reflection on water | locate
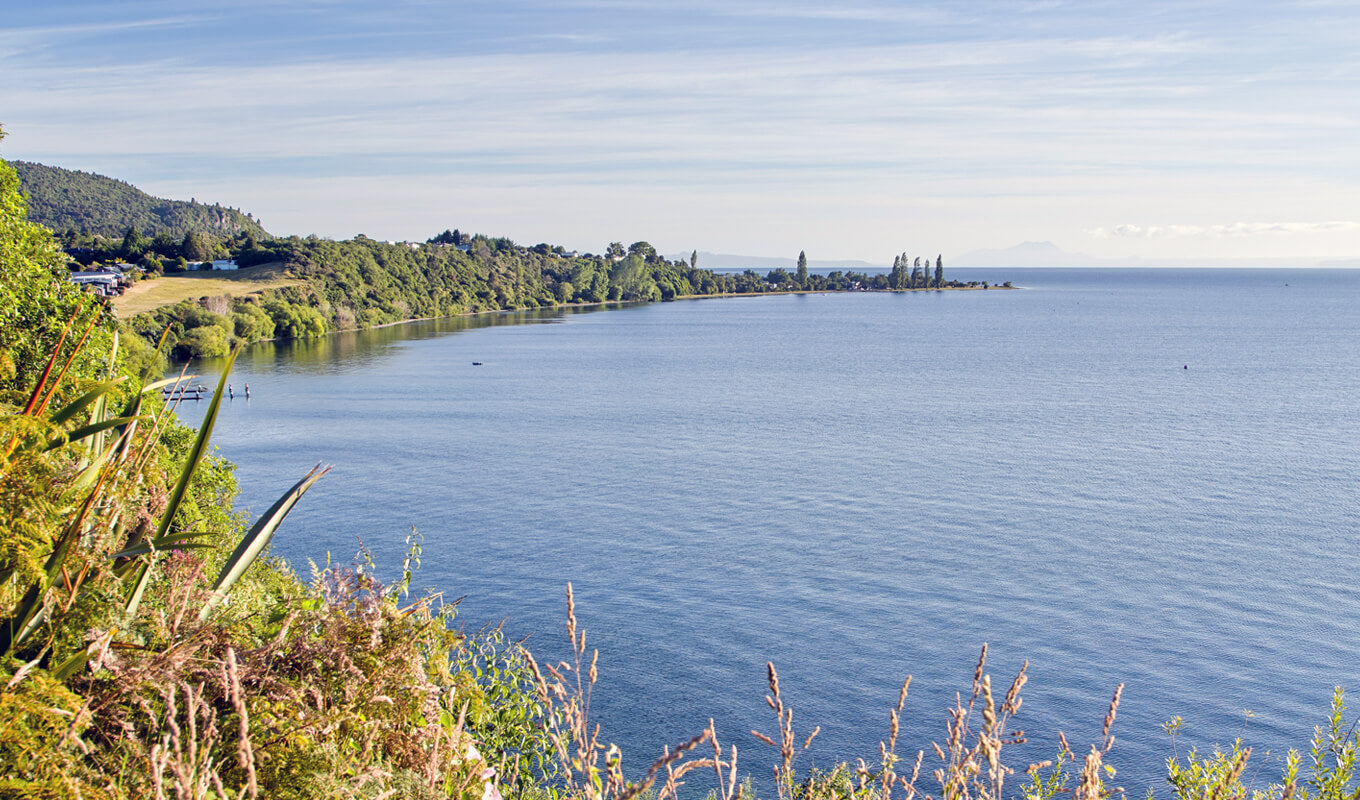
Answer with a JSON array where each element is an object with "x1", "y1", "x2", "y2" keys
[{"x1": 182, "y1": 303, "x2": 629, "y2": 375}]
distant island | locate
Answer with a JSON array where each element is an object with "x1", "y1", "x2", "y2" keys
[{"x1": 15, "y1": 161, "x2": 1011, "y2": 362}]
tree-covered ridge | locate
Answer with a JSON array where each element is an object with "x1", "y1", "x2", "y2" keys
[
  {"x1": 130, "y1": 232, "x2": 1003, "y2": 360},
  {"x1": 12, "y1": 161, "x2": 267, "y2": 241},
  {"x1": 130, "y1": 236, "x2": 756, "y2": 358}
]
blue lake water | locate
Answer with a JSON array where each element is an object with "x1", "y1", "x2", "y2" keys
[{"x1": 175, "y1": 268, "x2": 1360, "y2": 794}]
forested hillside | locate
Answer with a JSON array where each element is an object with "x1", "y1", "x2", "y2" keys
[
  {"x1": 129, "y1": 236, "x2": 766, "y2": 359},
  {"x1": 12, "y1": 161, "x2": 267, "y2": 240},
  {"x1": 13, "y1": 161, "x2": 983, "y2": 361},
  {"x1": 129, "y1": 234, "x2": 996, "y2": 360}
]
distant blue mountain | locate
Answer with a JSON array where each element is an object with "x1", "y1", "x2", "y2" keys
[{"x1": 952, "y1": 241, "x2": 1102, "y2": 267}]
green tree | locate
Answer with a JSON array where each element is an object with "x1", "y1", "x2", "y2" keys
[
  {"x1": 609, "y1": 254, "x2": 657, "y2": 300},
  {"x1": 120, "y1": 225, "x2": 147, "y2": 259},
  {"x1": 796, "y1": 251, "x2": 809, "y2": 289},
  {"x1": 232, "y1": 301, "x2": 277, "y2": 341},
  {"x1": 150, "y1": 229, "x2": 177, "y2": 256},
  {"x1": 605, "y1": 241, "x2": 625, "y2": 259},
  {"x1": 181, "y1": 229, "x2": 209, "y2": 261},
  {"x1": 934, "y1": 255, "x2": 943, "y2": 288},
  {"x1": 0, "y1": 128, "x2": 111, "y2": 397},
  {"x1": 591, "y1": 269, "x2": 610, "y2": 302},
  {"x1": 627, "y1": 241, "x2": 656, "y2": 261},
  {"x1": 690, "y1": 249, "x2": 697, "y2": 270}
]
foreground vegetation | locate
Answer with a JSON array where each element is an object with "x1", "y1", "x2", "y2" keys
[{"x1": 5, "y1": 136, "x2": 1358, "y2": 800}]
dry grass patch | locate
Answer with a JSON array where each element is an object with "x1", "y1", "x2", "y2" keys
[{"x1": 112, "y1": 261, "x2": 300, "y2": 317}]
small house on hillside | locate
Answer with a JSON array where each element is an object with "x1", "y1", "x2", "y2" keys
[{"x1": 190, "y1": 259, "x2": 238, "y2": 271}]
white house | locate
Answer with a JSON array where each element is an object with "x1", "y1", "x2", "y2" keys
[{"x1": 69, "y1": 272, "x2": 122, "y2": 296}]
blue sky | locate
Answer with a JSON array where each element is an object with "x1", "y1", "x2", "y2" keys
[{"x1": 2, "y1": 0, "x2": 1358, "y2": 263}]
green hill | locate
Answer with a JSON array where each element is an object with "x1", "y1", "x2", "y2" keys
[{"x1": 11, "y1": 160, "x2": 268, "y2": 239}]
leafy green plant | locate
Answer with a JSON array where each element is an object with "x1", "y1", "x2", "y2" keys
[
  {"x1": 1300, "y1": 689, "x2": 1360, "y2": 800},
  {"x1": 454, "y1": 623, "x2": 559, "y2": 798},
  {"x1": 1166, "y1": 739, "x2": 1257, "y2": 800},
  {"x1": 1163, "y1": 689, "x2": 1360, "y2": 800}
]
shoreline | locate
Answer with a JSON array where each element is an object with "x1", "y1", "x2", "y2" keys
[
  {"x1": 303, "y1": 283, "x2": 1013, "y2": 336},
  {"x1": 177, "y1": 282, "x2": 1017, "y2": 358}
]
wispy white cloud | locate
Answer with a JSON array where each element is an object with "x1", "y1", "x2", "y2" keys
[
  {"x1": 3, "y1": 0, "x2": 1358, "y2": 259},
  {"x1": 551, "y1": 0, "x2": 953, "y2": 24},
  {"x1": 0, "y1": 15, "x2": 207, "y2": 60},
  {"x1": 0, "y1": 15, "x2": 207, "y2": 41}
]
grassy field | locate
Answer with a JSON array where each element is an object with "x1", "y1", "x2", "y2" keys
[{"x1": 112, "y1": 261, "x2": 300, "y2": 317}]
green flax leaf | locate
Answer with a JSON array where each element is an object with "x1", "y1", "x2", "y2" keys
[{"x1": 199, "y1": 464, "x2": 328, "y2": 621}]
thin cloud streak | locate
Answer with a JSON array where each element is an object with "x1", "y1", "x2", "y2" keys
[{"x1": 1094, "y1": 222, "x2": 1360, "y2": 238}]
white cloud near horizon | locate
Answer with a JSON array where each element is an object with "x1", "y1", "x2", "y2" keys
[{"x1": 1093, "y1": 222, "x2": 1360, "y2": 238}]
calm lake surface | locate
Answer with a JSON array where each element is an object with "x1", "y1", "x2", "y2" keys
[{"x1": 176, "y1": 268, "x2": 1360, "y2": 793}]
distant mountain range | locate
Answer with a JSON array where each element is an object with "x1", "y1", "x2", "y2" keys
[
  {"x1": 12, "y1": 161, "x2": 267, "y2": 239},
  {"x1": 952, "y1": 241, "x2": 1100, "y2": 267}
]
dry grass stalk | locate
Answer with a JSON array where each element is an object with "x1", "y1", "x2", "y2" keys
[
  {"x1": 524, "y1": 583, "x2": 712, "y2": 800},
  {"x1": 143, "y1": 681, "x2": 225, "y2": 800},
  {"x1": 224, "y1": 647, "x2": 257, "y2": 800},
  {"x1": 744, "y1": 645, "x2": 1118, "y2": 800},
  {"x1": 1073, "y1": 684, "x2": 1124, "y2": 800},
  {"x1": 753, "y1": 661, "x2": 821, "y2": 800},
  {"x1": 926, "y1": 645, "x2": 1031, "y2": 800}
]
